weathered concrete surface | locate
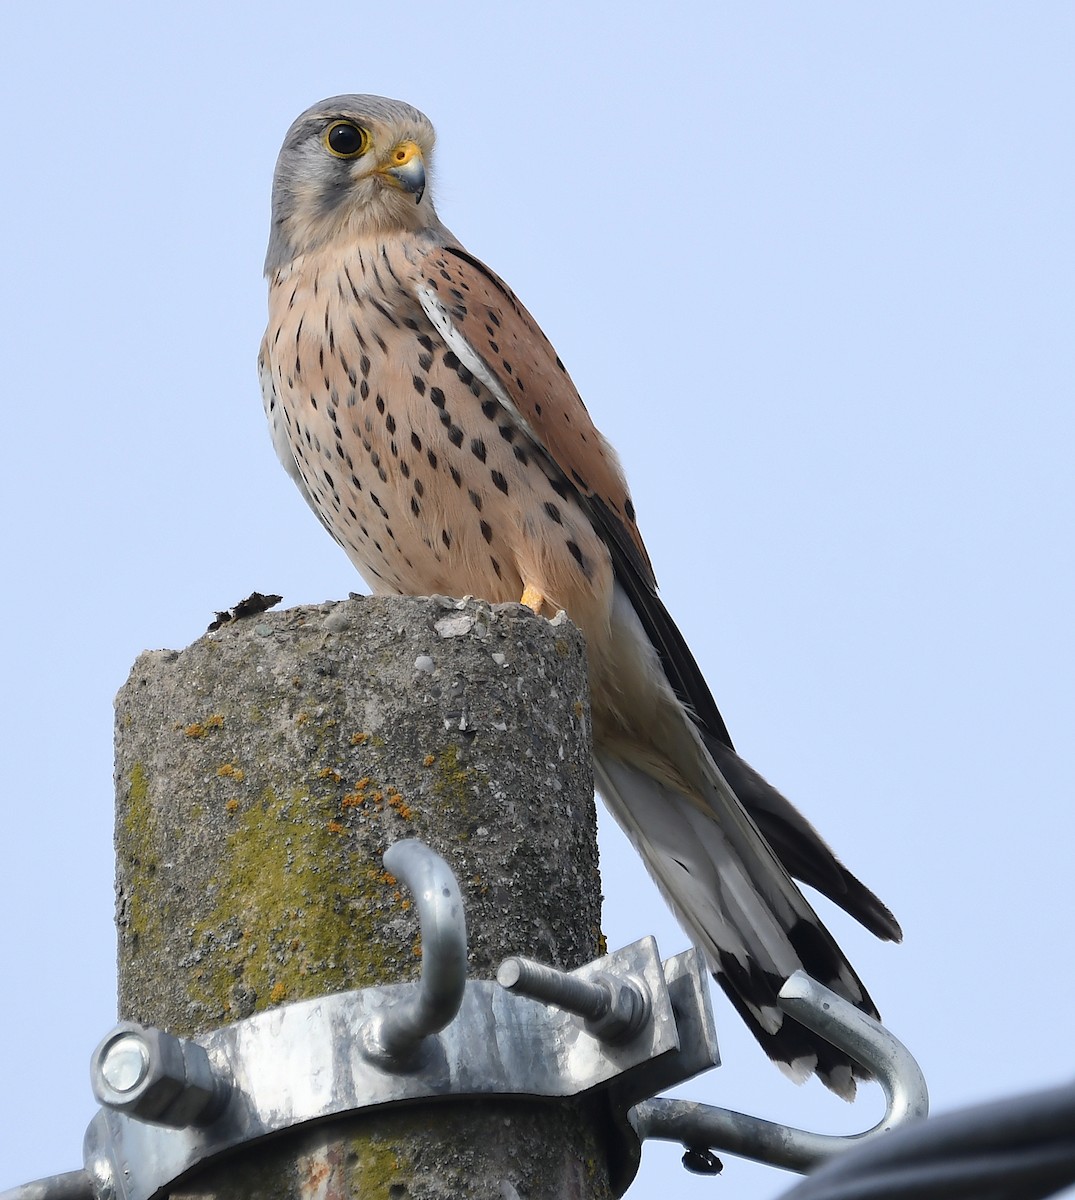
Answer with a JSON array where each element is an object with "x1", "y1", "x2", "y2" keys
[{"x1": 114, "y1": 595, "x2": 614, "y2": 1199}]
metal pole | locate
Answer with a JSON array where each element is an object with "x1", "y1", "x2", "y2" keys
[{"x1": 113, "y1": 595, "x2": 613, "y2": 1200}]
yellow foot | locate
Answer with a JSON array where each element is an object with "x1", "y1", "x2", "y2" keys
[{"x1": 520, "y1": 585, "x2": 545, "y2": 614}]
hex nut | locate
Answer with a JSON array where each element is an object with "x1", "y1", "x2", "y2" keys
[{"x1": 91, "y1": 1022, "x2": 225, "y2": 1127}]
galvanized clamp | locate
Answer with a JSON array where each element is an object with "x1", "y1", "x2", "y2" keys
[{"x1": 2, "y1": 839, "x2": 927, "y2": 1200}]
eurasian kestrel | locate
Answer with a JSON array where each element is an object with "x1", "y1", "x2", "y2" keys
[{"x1": 260, "y1": 95, "x2": 901, "y2": 1097}]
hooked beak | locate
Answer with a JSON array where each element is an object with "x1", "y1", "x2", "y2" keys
[{"x1": 379, "y1": 140, "x2": 426, "y2": 204}]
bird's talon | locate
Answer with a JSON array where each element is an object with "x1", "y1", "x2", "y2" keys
[{"x1": 520, "y1": 585, "x2": 545, "y2": 614}]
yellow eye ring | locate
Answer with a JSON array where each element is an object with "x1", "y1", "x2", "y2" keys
[{"x1": 324, "y1": 121, "x2": 370, "y2": 159}]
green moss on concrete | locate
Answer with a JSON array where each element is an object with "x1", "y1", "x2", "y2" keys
[
  {"x1": 189, "y1": 783, "x2": 402, "y2": 1020},
  {"x1": 120, "y1": 761, "x2": 163, "y2": 962}
]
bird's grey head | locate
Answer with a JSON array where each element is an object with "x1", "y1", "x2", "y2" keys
[{"x1": 265, "y1": 94, "x2": 438, "y2": 274}]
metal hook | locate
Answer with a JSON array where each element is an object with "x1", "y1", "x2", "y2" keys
[
  {"x1": 362, "y1": 839, "x2": 468, "y2": 1066},
  {"x1": 629, "y1": 970, "x2": 929, "y2": 1173}
]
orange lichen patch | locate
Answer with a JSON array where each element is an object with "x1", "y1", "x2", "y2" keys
[
  {"x1": 217, "y1": 763, "x2": 246, "y2": 782},
  {"x1": 422, "y1": 754, "x2": 436, "y2": 767},
  {"x1": 225, "y1": 798, "x2": 240, "y2": 813},
  {"x1": 291, "y1": 677, "x2": 302, "y2": 689},
  {"x1": 295, "y1": 712, "x2": 310, "y2": 726},
  {"x1": 350, "y1": 731, "x2": 370, "y2": 745},
  {"x1": 184, "y1": 714, "x2": 224, "y2": 738},
  {"x1": 388, "y1": 792, "x2": 413, "y2": 820},
  {"x1": 317, "y1": 768, "x2": 341, "y2": 782},
  {"x1": 573, "y1": 700, "x2": 585, "y2": 718},
  {"x1": 326, "y1": 820, "x2": 346, "y2": 835},
  {"x1": 269, "y1": 982, "x2": 287, "y2": 1004}
]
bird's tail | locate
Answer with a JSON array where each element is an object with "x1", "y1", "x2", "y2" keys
[{"x1": 594, "y1": 745, "x2": 893, "y2": 1099}]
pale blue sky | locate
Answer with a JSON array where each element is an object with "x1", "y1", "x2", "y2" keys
[{"x1": 2, "y1": 4, "x2": 1073, "y2": 1197}]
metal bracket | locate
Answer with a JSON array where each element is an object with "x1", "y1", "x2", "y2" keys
[
  {"x1": 2, "y1": 838, "x2": 928, "y2": 1200},
  {"x1": 630, "y1": 971, "x2": 930, "y2": 1174},
  {"x1": 76, "y1": 840, "x2": 717, "y2": 1200}
]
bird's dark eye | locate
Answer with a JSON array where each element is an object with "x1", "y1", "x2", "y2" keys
[{"x1": 324, "y1": 121, "x2": 370, "y2": 159}]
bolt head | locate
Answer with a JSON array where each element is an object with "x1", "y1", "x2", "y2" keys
[
  {"x1": 90, "y1": 1021, "x2": 225, "y2": 1126},
  {"x1": 99, "y1": 1032, "x2": 150, "y2": 1093}
]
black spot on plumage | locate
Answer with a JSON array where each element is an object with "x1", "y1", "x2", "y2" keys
[
  {"x1": 441, "y1": 529, "x2": 452, "y2": 549},
  {"x1": 450, "y1": 466, "x2": 462, "y2": 487},
  {"x1": 448, "y1": 425, "x2": 464, "y2": 448},
  {"x1": 364, "y1": 415, "x2": 373, "y2": 434},
  {"x1": 360, "y1": 355, "x2": 371, "y2": 377},
  {"x1": 411, "y1": 431, "x2": 422, "y2": 451},
  {"x1": 427, "y1": 450, "x2": 438, "y2": 470},
  {"x1": 414, "y1": 478, "x2": 424, "y2": 497},
  {"x1": 534, "y1": 403, "x2": 543, "y2": 416},
  {"x1": 400, "y1": 461, "x2": 410, "y2": 478},
  {"x1": 376, "y1": 395, "x2": 385, "y2": 414},
  {"x1": 480, "y1": 520, "x2": 493, "y2": 543},
  {"x1": 625, "y1": 497, "x2": 636, "y2": 522},
  {"x1": 410, "y1": 496, "x2": 421, "y2": 517},
  {"x1": 471, "y1": 438, "x2": 487, "y2": 462},
  {"x1": 417, "y1": 333, "x2": 433, "y2": 351},
  {"x1": 385, "y1": 413, "x2": 396, "y2": 434},
  {"x1": 360, "y1": 380, "x2": 369, "y2": 400},
  {"x1": 418, "y1": 353, "x2": 433, "y2": 371},
  {"x1": 489, "y1": 340, "x2": 500, "y2": 353},
  {"x1": 370, "y1": 296, "x2": 399, "y2": 327},
  {"x1": 389, "y1": 440, "x2": 398, "y2": 458},
  {"x1": 498, "y1": 423, "x2": 515, "y2": 443},
  {"x1": 513, "y1": 445, "x2": 529, "y2": 466},
  {"x1": 566, "y1": 540, "x2": 587, "y2": 571},
  {"x1": 370, "y1": 451, "x2": 380, "y2": 469},
  {"x1": 490, "y1": 556, "x2": 502, "y2": 579},
  {"x1": 544, "y1": 502, "x2": 563, "y2": 525},
  {"x1": 430, "y1": 386, "x2": 446, "y2": 409},
  {"x1": 350, "y1": 474, "x2": 363, "y2": 491},
  {"x1": 502, "y1": 360, "x2": 513, "y2": 376},
  {"x1": 413, "y1": 375, "x2": 426, "y2": 396},
  {"x1": 443, "y1": 350, "x2": 460, "y2": 370},
  {"x1": 323, "y1": 469, "x2": 334, "y2": 488},
  {"x1": 481, "y1": 399, "x2": 498, "y2": 420},
  {"x1": 468, "y1": 490, "x2": 483, "y2": 511},
  {"x1": 491, "y1": 471, "x2": 508, "y2": 495},
  {"x1": 487, "y1": 308, "x2": 501, "y2": 327}
]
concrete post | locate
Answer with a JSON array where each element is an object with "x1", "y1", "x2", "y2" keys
[{"x1": 113, "y1": 595, "x2": 614, "y2": 1199}]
